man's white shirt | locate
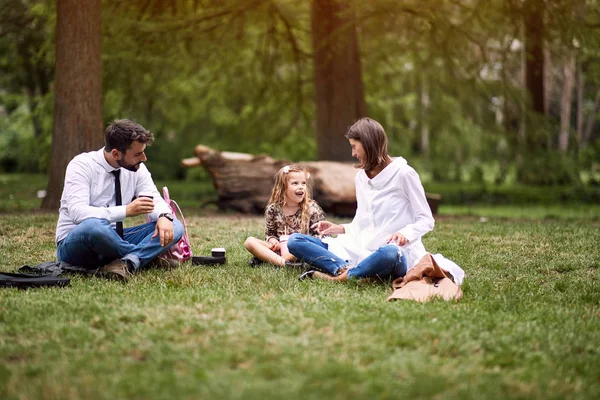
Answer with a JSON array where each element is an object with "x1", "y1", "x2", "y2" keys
[{"x1": 56, "y1": 148, "x2": 171, "y2": 243}]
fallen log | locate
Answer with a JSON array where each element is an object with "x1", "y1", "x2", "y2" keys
[{"x1": 181, "y1": 145, "x2": 441, "y2": 216}]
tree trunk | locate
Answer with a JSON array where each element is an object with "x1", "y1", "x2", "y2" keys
[
  {"x1": 418, "y1": 75, "x2": 430, "y2": 159},
  {"x1": 41, "y1": 0, "x2": 103, "y2": 210},
  {"x1": 576, "y1": 61, "x2": 584, "y2": 147},
  {"x1": 519, "y1": 22, "x2": 527, "y2": 147},
  {"x1": 523, "y1": 0, "x2": 545, "y2": 135},
  {"x1": 311, "y1": 0, "x2": 366, "y2": 161},
  {"x1": 583, "y1": 86, "x2": 600, "y2": 145},
  {"x1": 543, "y1": 46, "x2": 552, "y2": 115},
  {"x1": 559, "y1": 51, "x2": 575, "y2": 152}
]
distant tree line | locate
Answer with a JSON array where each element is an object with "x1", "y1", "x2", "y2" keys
[{"x1": 0, "y1": 0, "x2": 599, "y2": 209}]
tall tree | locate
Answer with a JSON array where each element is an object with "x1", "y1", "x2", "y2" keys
[
  {"x1": 523, "y1": 0, "x2": 545, "y2": 118},
  {"x1": 559, "y1": 50, "x2": 575, "y2": 152},
  {"x1": 311, "y1": 0, "x2": 366, "y2": 161},
  {"x1": 41, "y1": 0, "x2": 103, "y2": 210}
]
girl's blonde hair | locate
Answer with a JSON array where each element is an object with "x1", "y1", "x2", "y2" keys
[{"x1": 268, "y1": 164, "x2": 313, "y2": 234}]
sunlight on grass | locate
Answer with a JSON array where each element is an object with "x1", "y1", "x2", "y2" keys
[{"x1": 1, "y1": 212, "x2": 599, "y2": 399}]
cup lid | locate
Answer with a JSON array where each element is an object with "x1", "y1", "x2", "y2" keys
[{"x1": 211, "y1": 247, "x2": 226, "y2": 252}]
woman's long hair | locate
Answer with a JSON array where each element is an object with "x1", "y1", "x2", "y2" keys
[
  {"x1": 268, "y1": 164, "x2": 313, "y2": 234},
  {"x1": 345, "y1": 117, "x2": 391, "y2": 172}
]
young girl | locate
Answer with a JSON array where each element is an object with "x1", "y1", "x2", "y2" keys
[{"x1": 244, "y1": 164, "x2": 325, "y2": 267}]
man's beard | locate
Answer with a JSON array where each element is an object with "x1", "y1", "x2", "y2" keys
[{"x1": 117, "y1": 159, "x2": 142, "y2": 172}]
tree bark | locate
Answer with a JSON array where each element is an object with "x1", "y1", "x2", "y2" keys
[
  {"x1": 523, "y1": 0, "x2": 545, "y2": 119},
  {"x1": 559, "y1": 50, "x2": 575, "y2": 152},
  {"x1": 418, "y1": 75, "x2": 430, "y2": 159},
  {"x1": 576, "y1": 61, "x2": 584, "y2": 147},
  {"x1": 519, "y1": 22, "x2": 527, "y2": 146},
  {"x1": 543, "y1": 46, "x2": 552, "y2": 115},
  {"x1": 41, "y1": 0, "x2": 103, "y2": 210},
  {"x1": 583, "y1": 86, "x2": 600, "y2": 145},
  {"x1": 311, "y1": 0, "x2": 366, "y2": 161}
]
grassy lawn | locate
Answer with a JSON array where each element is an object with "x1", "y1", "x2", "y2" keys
[
  {"x1": 1, "y1": 209, "x2": 599, "y2": 399},
  {"x1": 439, "y1": 204, "x2": 600, "y2": 220},
  {"x1": 1, "y1": 173, "x2": 599, "y2": 399}
]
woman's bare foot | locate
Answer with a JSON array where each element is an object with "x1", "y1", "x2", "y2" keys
[{"x1": 313, "y1": 268, "x2": 349, "y2": 282}]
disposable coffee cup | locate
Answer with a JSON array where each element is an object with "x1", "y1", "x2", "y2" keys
[
  {"x1": 279, "y1": 235, "x2": 291, "y2": 258},
  {"x1": 211, "y1": 248, "x2": 226, "y2": 258},
  {"x1": 138, "y1": 193, "x2": 154, "y2": 214}
]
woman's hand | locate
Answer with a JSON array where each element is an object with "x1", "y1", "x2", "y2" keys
[
  {"x1": 386, "y1": 231, "x2": 408, "y2": 246},
  {"x1": 311, "y1": 220, "x2": 345, "y2": 235}
]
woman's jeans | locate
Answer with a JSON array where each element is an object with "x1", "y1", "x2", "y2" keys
[
  {"x1": 57, "y1": 218, "x2": 184, "y2": 270},
  {"x1": 287, "y1": 233, "x2": 407, "y2": 280}
]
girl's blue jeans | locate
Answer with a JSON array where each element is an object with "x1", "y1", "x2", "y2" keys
[
  {"x1": 57, "y1": 218, "x2": 184, "y2": 270},
  {"x1": 287, "y1": 233, "x2": 407, "y2": 280}
]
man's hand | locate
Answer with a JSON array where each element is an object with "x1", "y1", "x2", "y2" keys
[
  {"x1": 268, "y1": 238, "x2": 281, "y2": 252},
  {"x1": 386, "y1": 231, "x2": 408, "y2": 246},
  {"x1": 126, "y1": 197, "x2": 154, "y2": 217},
  {"x1": 311, "y1": 220, "x2": 345, "y2": 235},
  {"x1": 153, "y1": 217, "x2": 175, "y2": 247}
]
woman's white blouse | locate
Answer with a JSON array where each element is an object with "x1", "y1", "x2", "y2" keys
[{"x1": 324, "y1": 157, "x2": 434, "y2": 270}]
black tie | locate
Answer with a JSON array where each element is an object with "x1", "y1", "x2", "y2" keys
[{"x1": 111, "y1": 170, "x2": 124, "y2": 239}]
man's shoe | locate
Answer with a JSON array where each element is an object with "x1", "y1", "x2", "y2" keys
[
  {"x1": 97, "y1": 259, "x2": 131, "y2": 281},
  {"x1": 149, "y1": 256, "x2": 179, "y2": 269}
]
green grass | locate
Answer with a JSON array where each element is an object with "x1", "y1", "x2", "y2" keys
[
  {"x1": 1, "y1": 210, "x2": 599, "y2": 399},
  {"x1": 0, "y1": 174, "x2": 48, "y2": 212},
  {"x1": 440, "y1": 204, "x2": 600, "y2": 220}
]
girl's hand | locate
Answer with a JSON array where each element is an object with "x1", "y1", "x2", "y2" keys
[
  {"x1": 311, "y1": 220, "x2": 344, "y2": 235},
  {"x1": 386, "y1": 231, "x2": 408, "y2": 246},
  {"x1": 268, "y1": 238, "x2": 280, "y2": 251}
]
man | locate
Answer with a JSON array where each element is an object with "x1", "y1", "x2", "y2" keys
[{"x1": 55, "y1": 119, "x2": 184, "y2": 281}]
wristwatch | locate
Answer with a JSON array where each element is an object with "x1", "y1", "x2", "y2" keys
[{"x1": 158, "y1": 212, "x2": 174, "y2": 222}]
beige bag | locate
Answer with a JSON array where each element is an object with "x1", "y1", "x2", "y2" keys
[{"x1": 387, "y1": 253, "x2": 463, "y2": 302}]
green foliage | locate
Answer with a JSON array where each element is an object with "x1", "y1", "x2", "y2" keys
[
  {"x1": 426, "y1": 181, "x2": 600, "y2": 206},
  {"x1": 516, "y1": 151, "x2": 581, "y2": 186},
  {"x1": 1, "y1": 211, "x2": 599, "y2": 399},
  {"x1": 1, "y1": 0, "x2": 600, "y2": 183},
  {"x1": 0, "y1": 90, "x2": 54, "y2": 173},
  {"x1": 99, "y1": 0, "x2": 316, "y2": 172}
]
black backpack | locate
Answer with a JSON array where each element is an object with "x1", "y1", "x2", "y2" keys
[{"x1": 0, "y1": 272, "x2": 70, "y2": 289}]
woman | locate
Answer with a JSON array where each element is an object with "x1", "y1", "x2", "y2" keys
[{"x1": 287, "y1": 117, "x2": 435, "y2": 282}]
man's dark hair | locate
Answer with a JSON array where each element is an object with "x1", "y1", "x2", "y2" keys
[
  {"x1": 344, "y1": 117, "x2": 390, "y2": 172},
  {"x1": 104, "y1": 119, "x2": 154, "y2": 154}
]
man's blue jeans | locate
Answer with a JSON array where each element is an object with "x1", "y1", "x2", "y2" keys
[
  {"x1": 287, "y1": 233, "x2": 407, "y2": 280},
  {"x1": 57, "y1": 218, "x2": 184, "y2": 271}
]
